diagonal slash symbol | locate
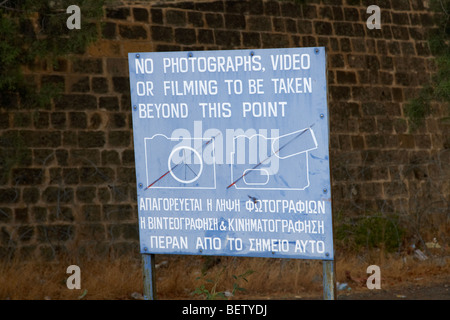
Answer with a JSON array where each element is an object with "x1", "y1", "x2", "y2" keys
[
  {"x1": 226, "y1": 123, "x2": 316, "y2": 189},
  {"x1": 145, "y1": 133, "x2": 221, "y2": 190}
]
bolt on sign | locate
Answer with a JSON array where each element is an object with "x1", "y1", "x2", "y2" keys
[{"x1": 128, "y1": 47, "x2": 333, "y2": 260}]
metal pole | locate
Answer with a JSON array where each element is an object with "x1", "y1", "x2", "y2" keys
[
  {"x1": 323, "y1": 259, "x2": 336, "y2": 300},
  {"x1": 142, "y1": 254, "x2": 157, "y2": 300}
]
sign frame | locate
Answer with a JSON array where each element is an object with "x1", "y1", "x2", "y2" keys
[{"x1": 128, "y1": 47, "x2": 336, "y2": 299}]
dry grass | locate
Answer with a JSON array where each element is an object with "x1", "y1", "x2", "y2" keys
[
  {"x1": 155, "y1": 255, "x2": 325, "y2": 299},
  {"x1": 1, "y1": 246, "x2": 448, "y2": 300},
  {"x1": 0, "y1": 252, "x2": 143, "y2": 300}
]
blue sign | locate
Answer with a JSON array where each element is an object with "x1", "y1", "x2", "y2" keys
[{"x1": 128, "y1": 47, "x2": 333, "y2": 260}]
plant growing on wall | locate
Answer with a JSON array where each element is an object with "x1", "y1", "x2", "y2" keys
[
  {"x1": 0, "y1": 0, "x2": 105, "y2": 108},
  {"x1": 405, "y1": 0, "x2": 450, "y2": 130}
]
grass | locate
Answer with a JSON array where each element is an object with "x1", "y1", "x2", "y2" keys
[
  {"x1": 0, "y1": 252, "x2": 143, "y2": 300},
  {"x1": 0, "y1": 246, "x2": 448, "y2": 300},
  {"x1": 334, "y1": 212, "x2": 406, "y2": 254}
]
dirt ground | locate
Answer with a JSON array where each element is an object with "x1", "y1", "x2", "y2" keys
[
  {"x1": 243, "y1": 278, "x2": 450, "y2": 300},
  {"x1": 241, "y1": 280, "x2": 450, "y2": 300},
  {"x1": 337, "y1": 276, "x2": 450, "y2": 300}
]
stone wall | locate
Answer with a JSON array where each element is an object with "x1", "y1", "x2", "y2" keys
[{"x1": 0, "y1": 0, "x2": 448, "y2": 260}]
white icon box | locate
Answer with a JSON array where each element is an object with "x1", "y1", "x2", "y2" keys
[
  {"x1": 230, "y1": 128, "x2": 318, "y2": 190},
  {"x1": 144, "y1": 135, "x2": 217, "y2": 189}
]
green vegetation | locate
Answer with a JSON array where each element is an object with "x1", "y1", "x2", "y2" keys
[
  {"x1": 405, "y1": 0, "x2": 450, "y2": 130},
  {"x1": 193, "y1": 266, "x2": 254, "y2": 300},
  {"x1": 334, "y1": 212, "x2": 406, "y2": 253},
  {"x1": 0, "y1": 0, "x2": 104, "y2": 108}
]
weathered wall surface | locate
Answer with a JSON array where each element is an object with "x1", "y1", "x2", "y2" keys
[{"x1": 0, "y1": 0, "x2": 448, "y2": 260}]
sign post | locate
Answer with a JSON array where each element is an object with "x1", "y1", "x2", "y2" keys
[
  {"x1": 142, "y1": 253, "x2": 157, "y2": 300},
  {"x1": 323, "y1": 260, "x2": 336, "y2": 300},
  {"x1": 129, "y1": 47, "x2": 335, "y2": 300}
]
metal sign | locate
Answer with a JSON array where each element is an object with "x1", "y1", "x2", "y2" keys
[{"x1": 128, "y1": 47, "x2": 333, "y2": 261}]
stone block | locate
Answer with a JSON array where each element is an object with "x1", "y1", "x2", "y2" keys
[
  {"x1": 103, "y1": 204, "x2": 133, "y2": 221},
  {"x1": 214, "y1": 30, "x2": 241, "y2": 47},
  {"x1": 102, "y1": 150, "x2": 121, "y2": 165},
  {"x1": 92, "y1": 77, "x2": 109, "y2": 94},
  {"x1": 336, "y1": 71, "x2": 357, "y2": 84},
  {"x1": 78, "y1": 131, "x2": 106, "y2": 148},
  {"x1": 63, "y1": 168, "x2": 80, "y2": 185},
  {"x1": 247, "y1": 16, "x2": 271, "y2": 31},
  {"x1": 108, "y1": 131, "x2": 130, "y2": 147},
  {"x1": 106, "y1": 7, "x2": 130, "y2": 20},
  {"x1": 20, "y1": 130, "x2": 61, "y2": 148},
  {"x1": 107, "y1": 58, "x2": 129, "y2": 76},
  {"x1": 50, "y1": 112, "x2": 66, "y2": 129},
  {"x1": 55, "y1": 94, "x2": 97, "y2": 111},
  {"x1": 112, "y1": 77, "x2": 130, "y2": 93},
  {"x1": 72, "y1": 58, "x2": 103, "y2": 74},
  {"x1": 76, "y1": 186, "x2": 97, "y2": 203},
  {"x1": 261, "y1": 33, "x2": 289, "y2": 48},
  {"x1": 205, "y1": 13, "x2": 224, "y2": 29},
  {"x1": 119, "y1": 25, "x2": 147, "y2": 40},
  {"x1": 12, "y1": 168, "x2": 43, "y2": 186},
  {"x1": 99, "y1": 96, "x2": 120, "y2": 111},
  {"x1": 151, "y1": 26, "x2": 173, "y2": 42},
  {"x1": 198, "y1": 29, "x2": 214, "y2": 45},
  {"x1": 175, "y1": 28, "x2": 197, "y2": 45},
  {"x1": 166, "y1": 9, "x2": 187, "y2": 26},
  {"x1": 42, "y1": 187, "x2": 74, "y2": 203},
  {"x1": 22, "y1": 187, "x2": 39, "y2": 204},
  {"x1": 314, "y1": 21, "x2": 333, "y2": 35},
  {"x1": 133, "y1": 7, "x2": 148, "y2": 22},
  {"x1": 242, "y1": 32, "x2": 261, "y2": 48},
  {"x1": 225, "y1": 13, "x2": 246, "y2": 30},
  {"x1": 37, "y1": 225, "x2": 74, "y2": 242},
  {"x1": 195, "y1": 1, "x2": 224, "y2": 12},
  {"x1": 69, "y1": 112, "x2": 87, "y2": 129}
]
